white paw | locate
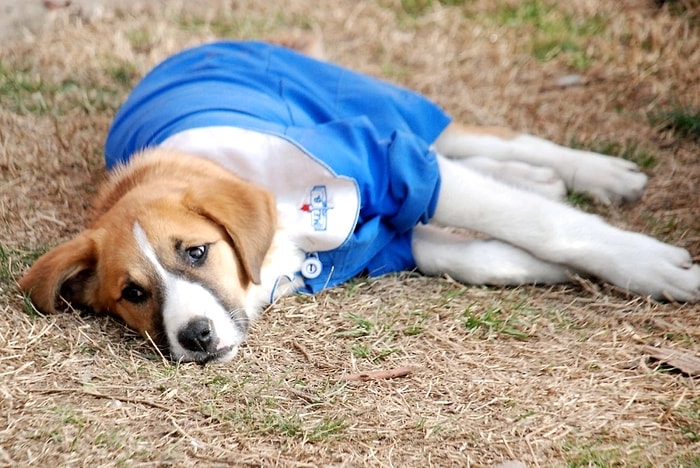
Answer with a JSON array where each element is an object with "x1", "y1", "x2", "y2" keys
[
  {"x1": 512, "y1": 136, "x2": 648, "y2": 205},
  {"x1": 565, "y1": 149, "x2": 648, "y2": 205},
  {"x1": 603, "y1": 235, "x2": 700, "y2": 302}
]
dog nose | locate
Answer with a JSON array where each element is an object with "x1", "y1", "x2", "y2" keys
[{"x1": 178, "y1": 317, "x2": 216, "y2": 352}]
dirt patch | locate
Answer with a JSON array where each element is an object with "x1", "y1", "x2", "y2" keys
[{"x1": 1, "y1": 1, "x2": 699, "y2": 466}]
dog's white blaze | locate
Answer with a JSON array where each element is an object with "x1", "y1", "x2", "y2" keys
[{"x1": 132, "y1": 223, "x2": 243, "y2": 361}]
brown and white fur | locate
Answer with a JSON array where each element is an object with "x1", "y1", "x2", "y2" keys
[{"x1": 19, "y1": 40, "x2": 700, "y2": 364}]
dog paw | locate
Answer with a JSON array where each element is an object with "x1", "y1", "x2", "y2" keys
[
  {"x1": 606, "y1": 237, "x2": 700, "y2": 302},
  {"x1": 509, "y1": 136, "x2": 648, "y2": 205},
  {"x1": 565, "y1": 150, "x2": 648, "y2": 205}
]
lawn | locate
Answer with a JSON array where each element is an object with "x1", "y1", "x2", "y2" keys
[{"x1": 1, "y1": 1, "x2": 699, "y2": 465}]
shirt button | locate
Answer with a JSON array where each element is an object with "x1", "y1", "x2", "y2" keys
[{"x1": 301, "y1": 256, "x2": 322, "y2": 279}]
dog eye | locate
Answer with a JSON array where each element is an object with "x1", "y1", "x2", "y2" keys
[
  {"x1": 121, "y1": 283, "x2": 148, "y2": 304},
  {"x1": 186, "y1": 245, "x2": 208, "y2": 265}
]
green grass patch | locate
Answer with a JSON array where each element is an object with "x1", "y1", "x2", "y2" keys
[
  {"x1": 1, "y1": 244, "x2": 53, "y2": 316},
  {"x1": 566, "y1": 191, "x2": 597, "y2": 210},
  {"x1": 380, "y1": 61, "x2": 411, "y2": 82},
  {"x1": 21, "y1": 293, "x2": 40, "y2": 318},
  {"x1": 52, "y1": 405, "x2": 88, "y2": 427},
  {"x1": 0, "y1": 59, "x2": 126, "y2": 115},
  {"x1": 350, "y1": 342, "x2": 397, "y2": 363},
  {"x1": 94, "y1": 430, "x2": 133, "y2": 450},
  {"x1": 659, "y1": 0, "x2": 700, "y2": 25},
  {"x1": 264, "y1": 413, "x2": 347, "y2": 441},
  {"x1": 177, "y1": 10, "x2": 313, "y2": 39},
  {"x1": 339, "y1": 310, "x2": 399, "y2": 362},
  {"x1": 338, "y1": 312, "x2": 375, "y2": 338},
  {"x1": 403, "y1": 310, "x2": 428, "y2": 336},
  {"x1": 350, "y1": 343, "x2": 372, "y2": 359},
  {"x1": 307, "y1": 416, "x2": 347, "y2": 441},
  {"x1": 562, "y1": 440, "x2": 626, "y2": 467},
  {"x1": 674, "y1": 396, "x2": 700, "y2": 444},
  {"x1": 460, "y1": 303, "x2": 530, "y2": 340},
  {"x1": 403, "y1": 325, "x2": 424, "y2": 335},
  {"x1": 397, "y1": 0, "x2": 468, "y2": 18},
  {"x1": 262, "y1": 412, "x2": 305, "y2": 437},
  {"x1": 126, "y1": 28, "x2": 156, "y2": 53},
  {"x1": 0, "y1": 61, "x2": 54, "y2": 114},
  {"x1": 0, "y1": 244, "x2": 46, "y2": 282},
  {"x1": 485, "y1": 1, "x2": 607, "y2": 69},
  {"x1": 107, "y1": 61, "x2": 140, "y2": 89},
  {"x1": 640, "y1": 212, "x2": 685, "y2": 243},
  {"x1": 202, "y1": 398, "x2": 346, "y2": 441},
  {"x1": 649, "y1": 103, "x2": 700, "y2": 141}
]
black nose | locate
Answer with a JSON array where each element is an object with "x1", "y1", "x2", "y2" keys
[{"x1": 178, "y1": 318, "x2": 216, "y2": 352}]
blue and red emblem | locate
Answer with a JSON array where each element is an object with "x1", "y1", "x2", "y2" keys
[{"x1": 300, "y1": 185, "x2": 332, "y2": 231}]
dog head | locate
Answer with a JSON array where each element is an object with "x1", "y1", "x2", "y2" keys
[{"x1": 19, "y1": 150, "x2": 278, "y2": 364}]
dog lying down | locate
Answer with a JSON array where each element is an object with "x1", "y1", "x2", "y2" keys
[{"x1": 20, "y1": 39, "x2": 700, "y2": 364}]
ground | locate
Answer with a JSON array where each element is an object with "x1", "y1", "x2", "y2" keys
[{"x1": 0, "y1": 1, "x2": 699, "y2": 466}]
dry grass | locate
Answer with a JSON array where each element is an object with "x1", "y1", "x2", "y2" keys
[{"x1": 1, "y1": 0, "x2": 699, "y2": 466}]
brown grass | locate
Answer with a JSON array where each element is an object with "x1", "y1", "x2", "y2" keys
[{"x1": 1, "y1": 0, "x2": 699, "y2": 466}]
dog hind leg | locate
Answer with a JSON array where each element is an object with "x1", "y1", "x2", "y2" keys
[
  {"x1": 412, "y1": 224, "x2": 573, "y2": 285},
  {"x1": 424, "y1": 155, "x2": 700, "y2": 302}
]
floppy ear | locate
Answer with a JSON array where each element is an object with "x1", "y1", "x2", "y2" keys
[
  {"x1": 18, "y1": 230, "x2": 100, "y2": 314},
  {"x1": 183, "y1": 178, "x2": 277, "y2": 285}
]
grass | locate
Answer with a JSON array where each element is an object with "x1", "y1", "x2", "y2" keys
[
  {"x1": 565, "y1": 191, "x2": 597, "y2": 211},
  {"x1": 398, "y1": 0, "x2": 469, "y2": 18},
  {"x1": 649, "y1": 104, "x2": 700, "y2": 141},
  {"x1": 199, "y1": 379, "x2": 348, "y2": 441},
  {"x1": 572, "y1": 138, "x2": 657, "y2": 170},
  {"x1": 0, "y1": 58, "x2": 126, "y2": 115},
  {"x1": 177, "y1": 9, "x2": 314, "y2": 38},
  {"x1": 660, "y1": 0, "x2": 700, "y2": 24},
  {"x1": 1, "y1": 0, "x2": 699, "y2": 466},
  {"x1": 461, "y1": 303, "x2": 530, "y2": 340},
  {"x1": 340, "y1": 310, "x2": 402, "y2": 362},
  {"x1": 403, "y1": 309, "x2": 428, "y2": 336},
  {"x1": 480, "y1": 0, "x2": 607, "y2": 69},
  {"x1": 350, "y1": 342, "x2": 397, "y2": 362},
  {"x1": 346, "y1": 312, "x2": 374, "y2": 336},
  {"x1": 0, "y1": 61, "x2": 53, "y2": 114},
  {"x1": 0, "y1": 244, "x2": 45, "y2": 283},
  {"x1": 640, "y1": 212, "x2": 685, "y2": 242},
  {"x1": 676, "y1": 397, "x2": 700, "y2": 444},
  {"x1": 562, "y1": 440, "x2": 636, "y2": 467},
  {"x1": 0, "y1": 63, "x2": 123, "y2": 116}
]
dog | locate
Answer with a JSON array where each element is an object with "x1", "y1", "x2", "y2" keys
[{"x1": 19, "y1": 40, "x2": 700, "y2": 364}]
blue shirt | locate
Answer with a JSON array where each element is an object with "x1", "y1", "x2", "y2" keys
[{"x1": 105, "y1": 41, "x2": 451, "y2": 293}]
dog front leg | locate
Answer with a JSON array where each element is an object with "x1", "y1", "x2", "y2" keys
[
  {"x1": 434, "y1": 122, "x2": 647, "y2": 205},
  {"x1": 428, "y1": 156, "x2": 700, "y2": 302}
]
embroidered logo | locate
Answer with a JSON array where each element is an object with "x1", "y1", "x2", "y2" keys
[{"x1": 300, "y1": 185, "x2": 332, "y2": 231}]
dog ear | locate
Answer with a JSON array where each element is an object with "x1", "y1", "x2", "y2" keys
[
  {"x1": 183, "y1": 178, "x2": 277, "y2": 285},
  {"x1": 18, "y1": 230, "x2": 100, "y2": 314}
]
